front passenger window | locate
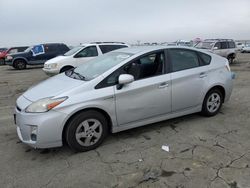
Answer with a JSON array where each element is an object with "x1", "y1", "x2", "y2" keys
[
  {"x1": 125, "y1": 52, "x2": 164, "y2": 80},
  {"x1": 106, "y1": 51, "x2": 164, "y2": 85},
  {"x1": 75, "y1": 46, "x2": 98, "y2": 58},
  {"x1": 169, "y1": 49, "x2": 199, "y2": 72}
]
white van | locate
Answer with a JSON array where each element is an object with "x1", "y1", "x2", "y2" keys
[{"x1": 43, "y1": 42, "x2": 129, "y2": 75}]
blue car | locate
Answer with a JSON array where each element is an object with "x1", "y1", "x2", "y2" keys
[{"x1": 5, "y1": 43, "x2": 69, "y2": 70}]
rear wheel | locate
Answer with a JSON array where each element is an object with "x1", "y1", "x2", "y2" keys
[
  {"x1": 14, "y1": 59, "x2": 26, "y2": 70},
  {"x1": 201, "y1": 89, "x2": 223, "y2": 117},
  {"x1": 65, "y1": 110, "x2": 108, "y2": 152},
  {"x1": 227, "y1": 54, "x2": 234, "y2": 64}
]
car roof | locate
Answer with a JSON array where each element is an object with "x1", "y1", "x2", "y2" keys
[
  {"x1": 114, "y1": 45, "x2": 202, "y2": 55},
  {"x1": 80, "y1": 43, "x2": 129, "y2": 47}
]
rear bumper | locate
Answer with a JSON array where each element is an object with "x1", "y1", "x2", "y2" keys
[{"x1": 224, "y1": 72, "x2": 235, "y2": 102}]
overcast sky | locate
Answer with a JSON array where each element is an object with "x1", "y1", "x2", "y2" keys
[{"x1": 0, "y1": 0, "x2": 250, "y2": 47}]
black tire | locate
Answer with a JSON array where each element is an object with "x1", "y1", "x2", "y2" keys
[
  {"x1": 227, "y1": 55, "x2": 234, "y2": 64},
  {"x1": 65, "y1": 110, "x2": 108, "y2": 152},
  {"x1": 0, "y1": 59, "x2": 5, "y2": 65},
  {"x1": 14, "y1": 59, "x2": 26, "y2": 70},
  {"x1": 60, "y1": 66, "x2": 73, "y2": 73},
  {"x1": 201, "y1": 89, "x2": 223, "y2": 117}
]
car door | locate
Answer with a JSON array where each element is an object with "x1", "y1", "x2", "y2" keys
[
  {"x1": 29, "y1": 44, "x2": 47, "y2": 64},
  {"x1": 114, "y1": 51, "x2": 172, "y2": 125},
  {"x1": 74, "y1": 45, "x2": 98, "y2": 67},
  {"x1": 214, "y1": 42, "x2": 228, "y2": 57},
  {"x1": 169, "y1": 49, "x2": 209, "y2": 112}
]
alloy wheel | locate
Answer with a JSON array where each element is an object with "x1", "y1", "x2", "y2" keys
[
  {"x1": 75, "y1": 119, "x2": 103, "y2": 147},
  {"x1": 206, "y1": 93, "x2": 221, "y2": 113}
]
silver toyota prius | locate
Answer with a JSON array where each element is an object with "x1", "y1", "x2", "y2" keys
[{"x1": 15, "y1": 46, "x2": 234, "y2": 152}]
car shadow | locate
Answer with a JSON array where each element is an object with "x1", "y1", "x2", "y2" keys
[{"x1": 21, "y1": 113, "x2": 202, "y2": 158}]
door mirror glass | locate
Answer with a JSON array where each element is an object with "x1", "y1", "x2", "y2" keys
[
  {"x1": 213, "y1": 46, "x2": 218, "y2": 50},
  {"x1": 118, "y1": 74, "x2": 134, "y2": 85}
]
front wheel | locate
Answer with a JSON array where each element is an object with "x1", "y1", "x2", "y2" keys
[
  {"x1": 227, "y1": 55, "x2": 234, "y2": 64},
  {"x1": 201, "y1": 89, "x2": 223, "y2": 117},
  {"x1": 65, "y1": 110, "x2": 108, "y2": 152}
]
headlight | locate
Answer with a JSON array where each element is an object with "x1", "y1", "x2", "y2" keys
[
  {"x1": 45, "y1": 63, "x2": 57, "y2": 69},
  {"x1": 5, "y1": 56, "x2": 13, "y2": 61},
  {"x1": 25, "y1": 96, "x2": 68, "y2": 113}
]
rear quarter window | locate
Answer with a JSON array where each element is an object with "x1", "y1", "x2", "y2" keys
[
  {"x1": 198, "y1": 52, "x2": 211, "y2": 66},
  {"x1": 228, "y1": 42, "x2": 236, "y2": 48}
]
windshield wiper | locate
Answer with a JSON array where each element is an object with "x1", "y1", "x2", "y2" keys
[{"x1": 66, "y1": 69, "x2": 86, "y2": 80}]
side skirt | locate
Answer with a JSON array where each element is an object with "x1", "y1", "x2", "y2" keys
[{"x1": 112, "y1": 105, "x2": 202, "y2": 133}]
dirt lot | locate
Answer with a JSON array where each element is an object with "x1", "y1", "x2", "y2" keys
[{"x1": 0, "y1": 54, "x2": 250, "y2": 188}]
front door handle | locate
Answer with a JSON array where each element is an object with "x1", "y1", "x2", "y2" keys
[
  {"x1": 159, "y1": 82, "x2": 169, "y2": 88},
  {"x1": 199, "y1": 72, "x2": 207, "y2": 78}
]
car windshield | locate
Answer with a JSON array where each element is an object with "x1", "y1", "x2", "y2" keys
[
  {"x1": 195, "y1": 42, "x2": 215, "y2": 49},
  {"x1": 24, "y1": 46, "x2": 33, "y2": 52},
  {"x1": 66, "y1": 52, "x2": 133, "y2": 81},
  {"x1": 64, "y1": 46, "x2": 83, "y2": 56}
]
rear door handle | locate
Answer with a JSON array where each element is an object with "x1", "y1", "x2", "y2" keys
[
  {"x1": 159, "y1": 82, "x2": 169, "y2": 88},
  {"x1": 199, "y1": 72, "x2": 207, "y2": 78}
]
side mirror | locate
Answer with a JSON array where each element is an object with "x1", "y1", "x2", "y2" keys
[
  {"x1": 118, "y1": 74, "x2": 134, "y2": 85},
  {"x1": 213, "y1": 47, "x2": 218, "y2": 50},
  {"x1": 117, "y1": 74, "x2": 134, "y2": 90}
]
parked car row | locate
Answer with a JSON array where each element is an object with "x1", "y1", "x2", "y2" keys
[
  {"x1": 1, "y1": 42, "x2": 129, "y2": 71},
  {"x1": 195, "y1": 39, "x2": 237, "y2": 64},
  {"x1": 4, "y1": 43, "x2": 70, "y2": 69},
  {"x1": 0, "y1": 46, "x2": 28, "y2": 65},
  {"x1": 43, "y1": 42, "x2": 129, "y2": 75}
]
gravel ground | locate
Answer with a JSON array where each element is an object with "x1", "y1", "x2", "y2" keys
[{"x1": 0, "y1": 53, "x2": 250, "y2": 188}]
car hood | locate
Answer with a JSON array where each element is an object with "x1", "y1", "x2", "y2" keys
[
  {"x1": 23, "y1": 73, "x2": 84, "y2": 102},
  {"x1": 45, "y1": 55, "x2": 69, "y2": 64}
]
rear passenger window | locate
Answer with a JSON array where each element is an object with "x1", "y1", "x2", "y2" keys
[
  {"x1": 228, "y1": 42, "x2": 236, "y2": 48},
  {"x1": 49, "y1": 45, "x2": 59, "y2": 52},
  {"x1": 99, "y1": 45, "x2": 127, "y2": 54},
  {"x1": 168, "y1": 49, "x2": 199, "y2": 72},
  {"x1": 198, "y1": 52, "x2": 211, "y2": 65}
]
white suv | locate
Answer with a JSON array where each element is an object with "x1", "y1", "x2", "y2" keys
[
  {"x1": 43, "y1": 42, "x2": 129, "y2": 75},
  {"x1": 195, "y1": 39, "x2": 237, "y2": 64}
]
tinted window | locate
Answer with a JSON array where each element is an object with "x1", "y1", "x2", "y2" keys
[
  {"x1": 59, "y1": 44, "x2": 69, "y2": 52},
  {"x1": 214, "y1": 42, "x2": 221, "y2": 49},
  {"x1": 75, "y1": 46, "x2": 98, "y2": 58},
  {"x1": 198, "y1": 52, "x2": 211, "y2": 65},
  {"x1": 220, "y1": 42, "x2": 228, "y2": 49},
  {"x1": 106, "y1": 51, "x2": 164, "y2": 85},
  {"x1": 48, "y1": 45, "x2": 59, "y2": 52},
  {"x1": 228, "y1": 42, "x2": 236, "y2": 48},
  {"x1": 169, "y1": 49, "x2": 199, "y2": 72},
  {"x1": 99, "y1": 45, "x2": 127, "y2": 54}
]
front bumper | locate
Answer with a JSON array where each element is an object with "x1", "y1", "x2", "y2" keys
[
  {"x1": 42, "y1": 68, "x2": 59, "y2": 76},
  {"x1": 15, "y1": 97, "x2": 68, "y2": 149}
]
